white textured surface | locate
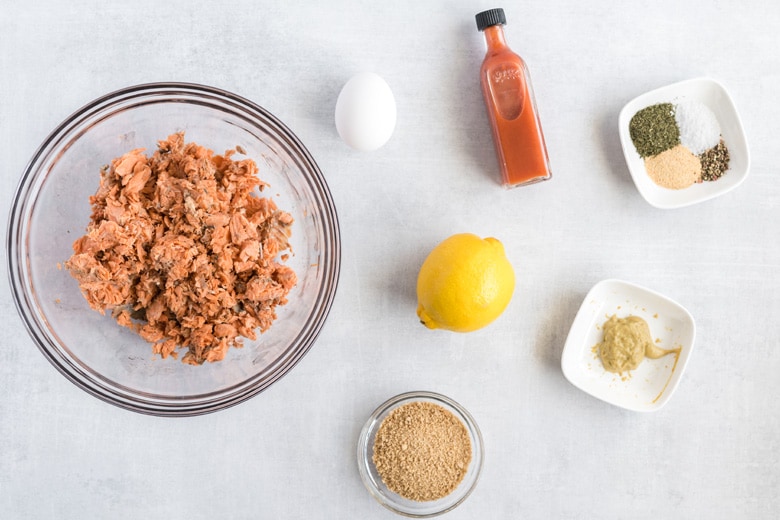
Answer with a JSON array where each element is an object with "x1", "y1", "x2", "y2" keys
[{"x1": 2, "y1": 1, "x2": 779, "y2": 518}]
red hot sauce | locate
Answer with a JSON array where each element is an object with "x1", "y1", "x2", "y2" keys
[{"x1": 476, "y1": 8, "x2": 552, "y2": 188}]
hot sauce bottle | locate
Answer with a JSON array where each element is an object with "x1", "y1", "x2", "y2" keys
[{"x1": 476, "y1": 8, "x2": 552, "y2": 188}]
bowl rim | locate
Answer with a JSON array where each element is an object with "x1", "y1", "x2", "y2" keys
[
  {"x1": 6, "y1": 81, "x2": 341, "y2": 416},
  {"x1": 618, "y1": 76, "x2": 751, "y2": 209},
  {"x1": 356, "y1": 390, "x2": 484, "y2": 517}
]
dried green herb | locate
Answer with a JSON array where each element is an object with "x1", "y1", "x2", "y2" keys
[
  {"x1": 699, "y1": 139, "x2": 730, "y2": 181},
  {"x1": 629, "y1": 103, "x2": 680, "y2": 158}
]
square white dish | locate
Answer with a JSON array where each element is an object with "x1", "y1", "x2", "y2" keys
[
  {"x1": 618, "y1": 77, "x2": 750, "y2": 209},
  {"x1": 561, "y1": 279, "x2": 696, "y2": 412}
]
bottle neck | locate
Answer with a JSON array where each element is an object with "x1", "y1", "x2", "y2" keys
[{"x1": 483, "y1": 24, "x2": 508, "y2": 51}]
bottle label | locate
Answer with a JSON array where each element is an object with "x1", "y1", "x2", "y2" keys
[{"x1": 488, "y1": 65, "x2": 525, "y2": 120}]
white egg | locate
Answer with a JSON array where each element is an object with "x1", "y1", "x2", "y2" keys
[{"x1": 335, "y1": 72, "x2": 396, "y2": 151}]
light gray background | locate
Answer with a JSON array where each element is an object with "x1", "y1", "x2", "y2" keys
[{"x1": 2, "y1": 1, "x2": 779, "y2": 518}]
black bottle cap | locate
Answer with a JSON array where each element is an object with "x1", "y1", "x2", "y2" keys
[{"x1": 475, "y1": 8, "x2": 506, "y2": 31}]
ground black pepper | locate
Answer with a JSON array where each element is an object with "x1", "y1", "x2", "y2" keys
[{"x1": 699, "y1": 139, "x2": 730, "y2": 181}]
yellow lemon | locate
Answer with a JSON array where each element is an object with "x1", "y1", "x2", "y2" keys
[{"x1": 416, "y1": 233, "x2": 515, "y2": 332}]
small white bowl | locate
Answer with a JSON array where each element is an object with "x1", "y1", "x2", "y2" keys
[
  {"x1": 618, "y1": 77, "x2": 750, "y2": 209},
  {"x1": 561, "y1": 279, "x2": 696, "y2": 412}
]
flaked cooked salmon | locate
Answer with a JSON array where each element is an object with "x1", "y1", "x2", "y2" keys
[{"x1": 65, "y1": 132, "x2": 296, "y2": 365}]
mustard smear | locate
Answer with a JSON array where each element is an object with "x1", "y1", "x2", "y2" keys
[{"x1": 597, "y1": 315, "x2": 680, "y2": 374}]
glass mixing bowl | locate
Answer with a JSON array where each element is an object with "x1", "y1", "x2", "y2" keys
[{"x1": 7, "y1": 83, "x2": 341, "y2": 416}]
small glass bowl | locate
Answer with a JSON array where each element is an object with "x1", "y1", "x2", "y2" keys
[
  {"x1": 357, "y1": 391, "x2": 484, "y2": 517},
  {"x1": 7, "y1": 83, "x2": 341, "y2": 416}
]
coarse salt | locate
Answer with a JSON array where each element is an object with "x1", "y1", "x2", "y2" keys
[{"x1": 674, "y1": 100, "x2": 721, "y2": 155}]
